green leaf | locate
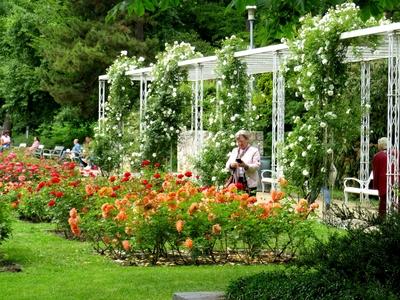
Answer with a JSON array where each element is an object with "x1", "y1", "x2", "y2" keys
[{"x1": 143, "y1": 0, "x2": 156, "y2": 11}]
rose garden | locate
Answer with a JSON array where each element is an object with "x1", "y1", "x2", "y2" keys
[{"x1": 1, "y1": 2, "x2": 400, "y2": 300}]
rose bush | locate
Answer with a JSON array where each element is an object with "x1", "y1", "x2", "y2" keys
[
  {"x1": 0, "y1": 150, "x2": 319, "y2": 265},
  {"x1": 73, "y1": 167, "x2": 319, "y2": 265}
]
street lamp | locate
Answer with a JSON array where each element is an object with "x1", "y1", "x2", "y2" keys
[{"x1": 246, "y1": 5, "x2": 256, "y2": 49}]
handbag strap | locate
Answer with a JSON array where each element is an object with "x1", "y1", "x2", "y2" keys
[{"x1": 237, "y1": 146, "x2": 250, "y2": 159}]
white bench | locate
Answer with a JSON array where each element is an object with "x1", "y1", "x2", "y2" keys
[
  {"x1": 343, "y1": 172, "x2": 379, "y2": 203},
  {"x1": 261, "y1": 169, "x2": 278, "y2": 193}
]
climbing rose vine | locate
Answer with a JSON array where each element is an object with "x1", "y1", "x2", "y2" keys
[
  {"x1": 195, "y1": 36, "x2": 255, "y2": 185},
  {"x1": 92, "y1": 52, "x2": 144, "y2": 173},
  {"x1": 142, "y1": 42, "x2": 201, "y2": 163},
  {"x1": 282, "y1": 3, "x2": 385, "y2": 201}
]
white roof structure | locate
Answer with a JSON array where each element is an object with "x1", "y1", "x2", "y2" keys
[{"x1": 99, "y1": 22, "x2": 400, "y2": 82}]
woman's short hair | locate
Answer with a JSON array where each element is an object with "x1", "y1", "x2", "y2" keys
[
  {"x1": 378, "y1": 137, "x2": 387, "y2": 150},
  {"x1": 235, "y1": 130, "x2": 250, "y2": 140}
]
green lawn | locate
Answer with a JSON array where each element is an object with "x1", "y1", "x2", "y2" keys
[{"x1": 0, "y1": 221, "x2": 274, "y2": 300}]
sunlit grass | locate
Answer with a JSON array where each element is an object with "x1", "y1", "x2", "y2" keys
[{"x1": 0, "y1": 221, "x2": 277, "y2": 300}]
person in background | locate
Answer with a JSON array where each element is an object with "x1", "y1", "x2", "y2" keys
[
  {"x1": 225, "y1": 130, "x2": 261, "y2": 195},
  {"x1": 0, "y1": 130, "x2": 11, "y2": 151},
  {"x1": 373, "y1": 137, "x2": 388, "y2": 217},
  {"x1": 71, "y1": 138, "x2": 87, "y2": 167},
  {"x1": 25, "y1": 136, "x2": 40, "y2": 155},
  {"x1": 82, "y1": 136, "x2": 93, "y2": 169}
]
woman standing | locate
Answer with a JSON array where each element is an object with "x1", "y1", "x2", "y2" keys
[{"x1": 225, "y1": 130, "x2": 261, "y2": 195}]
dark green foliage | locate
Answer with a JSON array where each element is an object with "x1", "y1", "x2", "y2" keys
[
  {"x1": 299, "y1": 213, "x2": 400, "y2": 294},
  {"x1": 0, "y1": 199, "x2": 13, "y2": 244},
  {"x1": 33, "y1": 0, "x2": 154, "y2": 118},
  {"x1": 227, "y1": 213, "x2": 400, "y2": 300},
  {"x1": 0, "y1": 0, "x2": 59, "y2": 132},
  {"x1": 226, "y1": 269, "x2": 398, "y2": 300},
  {"x1": 37, "y1": 106, "x2": 93, "y2": 148}
]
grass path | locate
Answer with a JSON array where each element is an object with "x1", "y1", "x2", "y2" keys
[{"x1": 0, "y1": 221, "x2": 272, "y2": 300}]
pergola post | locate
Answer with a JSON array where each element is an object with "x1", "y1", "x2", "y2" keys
[
  {"x1": 139, "y1": 74, "x2": 148, "y2": 135},
  {"x1": 272, "y1": 51, "x2": 285, "y2": 186},
  {"x1": 216, "y1": 80, "x2": 222, "y2": 130},
  {"x1": 192, "y1": 64, "x2": 204, "y2": 156},
  {"x1": 248, "y1": 75, "x2": 255, "y2": 114},
  {"x1": 387, "y1": 32, "x2": 400, "y2": 211},
  {"x1": 98, "y1": 79, "x2": 106, "y2": 132},
  {"x1": 360, "y1": 61, "x2": 371, "y2": 202}
]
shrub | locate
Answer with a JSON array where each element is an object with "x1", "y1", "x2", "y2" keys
[
  {"x1": 226, "y1": 269, "x2": 398, "y2": 300},
  {"x1": 76, "y1": 169, "x2": 318, "y2": 265},
  {"x1": 227, "y1": 212, "x2": 400, "y2": 299},
  {"x1": 299, "y1": 212, "x2": 400, "y2": 295},
  {"x1": 0, "y1": 198, "x2": 13, "y2": 244}
]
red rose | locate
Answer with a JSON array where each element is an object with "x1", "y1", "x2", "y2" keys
[
  {"x1": 48, "y1": 199, "x2": 56, "y2": 207},
  {"x1": 112, "y1": 185, "x2": 121, "y2": 191},
  {"x1": 55, "y1": 191, "x2": 64, "y2": 198},
  {"x1": 121, "y1": 177, "x2": 129, "y2": 182},
  {"x1": 51, "y1": 177, "x2": 61, "y2": 184},
  {"x1": 124, "y1": 172, "x2": 131, "y2": 178},
  {"x1": 154, "y1": 162, "x2": 161, "y2": 168},
  {"x1": 184, "y1": 171, "x2": 192, "y2": 177},
  {"x1": 177, "y1": 174, "x2": 184, "y2": 179},
  {"x1": 153, "y1": 173, "x2": 161, "y2": 179},
  {"x1": 141, "y1": 179, "x2": 148, "y2": 185},
  {"x1": 145, "y1": 183, "x2": 153, "y2": 189},
  {"x1": 141, "y1": 160, "x2": 151, "y2": 167},
  {"x1": 36, "y1": 181, "x2": 46, "y2": 191},
  {"x1": 235, "y1": 182, "x2": 244, "y2": 190},
  {"x1": 109, "y1": 176, "x2": 117, "y2": 182}
]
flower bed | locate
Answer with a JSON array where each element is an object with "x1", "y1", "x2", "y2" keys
[{"x1": 0, "y1": 150, "x2": 319, "y2": 265}]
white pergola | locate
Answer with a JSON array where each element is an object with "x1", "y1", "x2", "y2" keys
[{"x1": 99, "y1": 22, "x2": 400, "y2": 211}]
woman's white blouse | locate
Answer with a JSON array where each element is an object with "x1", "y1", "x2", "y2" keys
[{"x1": 225, "y1": 146, "x2": 261, "y2": 188}]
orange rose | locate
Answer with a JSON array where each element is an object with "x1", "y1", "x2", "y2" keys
[
  {"x1": 183, "y1": 238, "x2": 193, "y2": 249},
  {"x1": 212, "y1": 224, "x2": 221, "y2": 235},
  {"x1": 122, "y1": 240, "x2": 131, "y2": 251},
  {"x1": 207, "y1": 213, "x2": 216, "y2": 221},
  {"x1": 277, "y1": 177, "x2": 288, "y2": 187},
  {"x1": 271, "y1": 189, "x2": 285, "y2": 202},
  {"x1": 125, "y1": 226, "x2": 133, "y2": 235},
  {"x1": 188, "y1": 202, "x2": 199, "y2": 215},
  {"x1": 114, "y1": 210, "x2": 127, "y2": 221},
  {"x1": 176, "y1": 220, "x2": 184, "y2": 233},
  {"x1": 85, "y1": 184, "x2": 95, "y2": 196},
  {"x1": 69, "y1": 208, "x2": 78, "y2": 218},
  {"x1": 98, "y1": 186, "x2": 113, "y2": 197}
]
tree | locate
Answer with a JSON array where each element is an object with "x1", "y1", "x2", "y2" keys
[
  {"x1": 0, "y1": 0, "x2": 59, "y2": 132},
  {"x1": 107, "y1": 0, "x2": 181, "y2": 20}
]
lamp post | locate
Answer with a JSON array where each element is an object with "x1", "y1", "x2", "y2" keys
[{"x1": 246, "y1": 5, "x2": 256, "y2": 49}]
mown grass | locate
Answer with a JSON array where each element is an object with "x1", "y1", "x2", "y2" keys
[{"x1": 0, "y1": 220, "x2": 278, "y2": 300}]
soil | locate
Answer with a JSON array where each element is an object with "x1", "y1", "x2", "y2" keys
[{"x1": 0, "y1": 260, "x2": 22, "y2": 273}]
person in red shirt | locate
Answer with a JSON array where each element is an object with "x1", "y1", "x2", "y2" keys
[{"x1": 372, "y1": 137, "x2": 387, "y2": 217}]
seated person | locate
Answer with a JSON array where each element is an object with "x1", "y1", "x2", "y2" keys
[
  {"x1": 71, "y1": 139, "x2": 87, "y2": 167},
  {"x1": 82, "y1": 136, "x2": 93, "y2": 168},
  {"x1": 0, "y1": 130, "x2": 11, "y2": 151},
  {"x1": 25, "y1": 136, "x2": 40, "y2": 155}
]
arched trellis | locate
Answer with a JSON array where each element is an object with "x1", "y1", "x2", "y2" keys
[{"x1": 99, "y1": 22, "x2": 400, "y2": 211}]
